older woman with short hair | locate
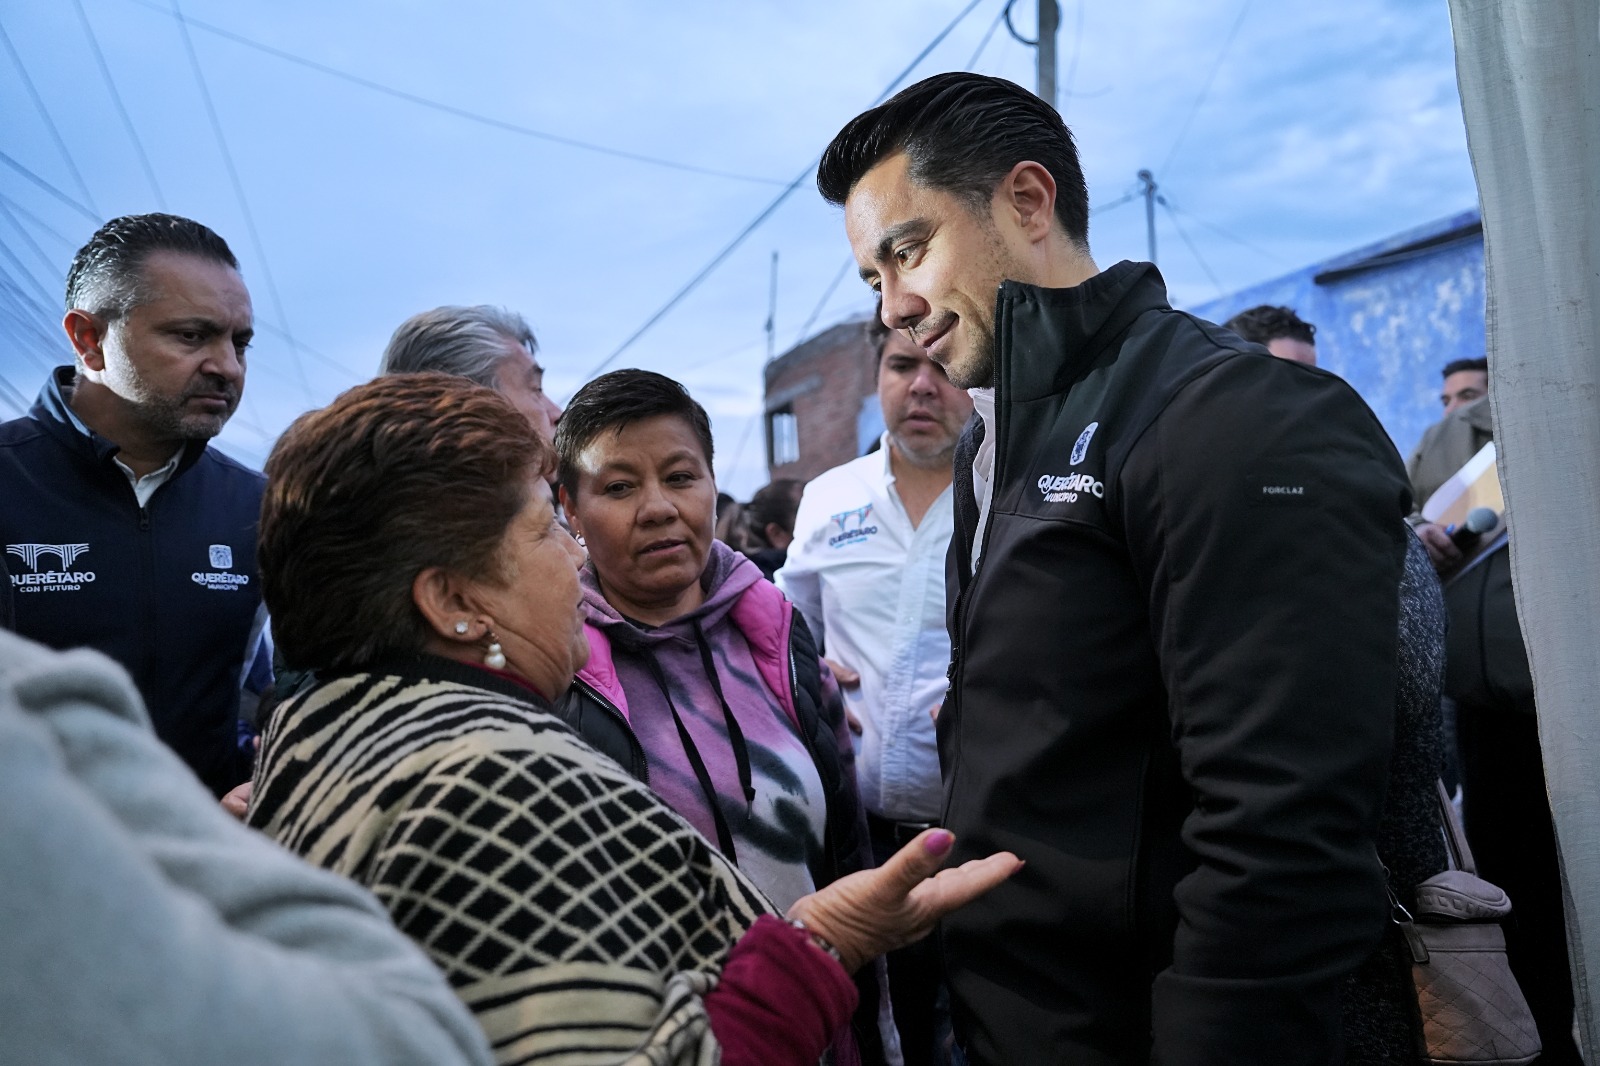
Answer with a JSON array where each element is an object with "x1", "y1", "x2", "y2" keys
[{"x1": 248, "y1": 373, "x2": 1016, "y2": 1066}]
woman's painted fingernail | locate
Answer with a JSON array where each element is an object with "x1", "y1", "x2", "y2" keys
[{"x1": 924, "y1": 829, "x2": 954, "y2": 856}]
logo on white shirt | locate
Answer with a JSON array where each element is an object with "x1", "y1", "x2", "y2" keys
[
  {"x1": 6, "y1": 542, "x2": 95, "y2": 592},
  {"x1": 827, "y1": 504, "x2": 880, "y2": 548}
]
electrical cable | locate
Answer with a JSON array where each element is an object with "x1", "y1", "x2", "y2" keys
[
  {"x1": 0, "y1": 372, "x2": 29, "y2": 416},
  {"x1": 170, "y1": 0, "x2": 315, "y2": 405},
  {"x1": 721, "y1": 410, "x2": 763, "y2": 488},
  {"x1": 0, "y1": 191, "x2": 78, "y2": 248},
  {"x1": 0, "y1": 18, "x2": 101, "y2": 217},
  {"x1": 1161, "y1": 0, "x2": 1252, "y2": 173},
  {"x1": 1091, "y1": 189, "x2": 1139, "y2": 216},
  {"x1": 1159, "y1": 197, "x2": 1292, "y2": 267},
  {"x1": 251, "y1": 321, "x2": 364, "y2": 382},
  {"x1": 124, "y1": 0, "x2": 791, "y2": 189},
  {"x1": 570, "y1": 0, "x2": 989, "y2": 390},
  {"x1": 1061, "y1": 0, "x2": 1084, "y2": 113},
  {"x1": 0, "y1": 197, "x2": 66, "y2": 284},
  {"x1": 0, "y1": 150, "x2": 100, "y2": 223},
  {"x1": 1157, "y1": 195, "x2": 1223, "y2": 295},
  {"x1": 795, "y1": 0, "x2": 1005, "y2": 356},
  {"x1": 71, "y1": 0, "x2": 168, "y2": 208},
  {"x1": 793, "y1": 256, "x2": 857, "y2": 348},
  {"x1": 0, "y1": 233, "x2": 55, "y2": 307},
  {"x1": 1002, "y1": 0, "x2": 1038, "y2": 46},
  {"x1": 965, "y1": 1, "x2": 1009, "y2": 69}
]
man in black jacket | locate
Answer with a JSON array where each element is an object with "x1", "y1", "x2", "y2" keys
[
  {"x1": 0, "y1": 214, "x2": 267, "y2": 797},
  {"x1": 818, "y1": 74, "x2": 1413, "y2": 1065}
]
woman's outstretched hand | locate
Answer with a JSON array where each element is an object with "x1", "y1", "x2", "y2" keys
[{"x1": 785, "y1": 830, "x2": 1021, "y2": 974}]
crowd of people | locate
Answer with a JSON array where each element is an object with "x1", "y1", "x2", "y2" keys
[{"x1": 0, "y1": 71, "x2": 1579, "y2": 1066}]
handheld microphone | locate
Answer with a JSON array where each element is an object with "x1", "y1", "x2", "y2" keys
[{"x1": 1449, "y1": 506, "x2": 1500, "y2": 550}]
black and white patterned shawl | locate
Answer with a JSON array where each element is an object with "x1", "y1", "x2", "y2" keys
[{"x1": 248, "y1": 656, "x2": 775, "y2": 1066}]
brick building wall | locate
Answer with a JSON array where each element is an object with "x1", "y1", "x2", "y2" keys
[{"x1": 762, "y1": 314, "x2": 876, "y2": 483}]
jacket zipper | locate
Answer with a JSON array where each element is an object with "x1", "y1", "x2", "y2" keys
[
  {"x1": 942, "y1": 322, "x2": 1009, "y2": 825},
  {"x1": 790, "y1": 642, "x2": 844, "y2": 886},
  {"x1": 574, "y1": 677, "x2": 649, "y2": 784}
]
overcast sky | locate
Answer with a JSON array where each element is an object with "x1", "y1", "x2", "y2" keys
[{"x1": 0, "y1": 0, "x2": 1477, "y2": 494}]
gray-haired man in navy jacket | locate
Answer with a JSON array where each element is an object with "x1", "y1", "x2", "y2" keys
[{"x1": 0, "y1": 213, "x2": 267, "y2": 797}]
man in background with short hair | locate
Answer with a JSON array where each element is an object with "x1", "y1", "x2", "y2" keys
[
  {"x1": 0, "y1": 213, "x2": 267, "y2": 797},
  {"x1": 1224, "y1": 304, "x2": 1319, "y2": 365},
  {"x1": 778, "y1": 307, "x2": 972, "y2": 1065}
]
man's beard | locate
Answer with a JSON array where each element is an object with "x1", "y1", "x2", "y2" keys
[
  {"x1": 134, "y1": 380, "x2": 240, "y2": 441},
  {"x1": 945, "y1": 327, "x2": 996, "y2": 390}
]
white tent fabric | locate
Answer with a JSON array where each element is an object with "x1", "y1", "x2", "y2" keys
[{"x1": 1447, "y1": 0, "x2": 1600, "y2": 1051}]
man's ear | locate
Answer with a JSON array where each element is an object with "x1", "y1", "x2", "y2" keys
[
  {"x1": 999, "y1": 160, "x2": 1058, "y2": 244},
  {"x1": 63, "y1": 309, "x2": 109, "y2": 372},
  {"x1": 412, "y1": 566, "x2": 485, "y2": 643}
]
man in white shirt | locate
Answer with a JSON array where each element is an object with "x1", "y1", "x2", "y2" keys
[{"x1": 778, "y1": 309, "x2": 972, "y2": 1065}]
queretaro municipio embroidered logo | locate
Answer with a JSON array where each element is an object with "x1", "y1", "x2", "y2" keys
[
  {"x1": 193, "y1": 543, "x2": 250, "y2": 591},
  {"x1": 6, "y1": 542, "x2": 95, "y2": 592}
]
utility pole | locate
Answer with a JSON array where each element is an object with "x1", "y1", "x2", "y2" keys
[
  {"x1": 765, "y1": 251, "x2": 778, "y2": 360},
  {"x1": 1037, "y1": 0, "x2": 1059, "y2": 109},
  {"x1": 1137, "y1": 169, "x2": 1158, "y2": 265},
  {"x1": 1004, "y1": 0, "x2": 1061, "y2": 110}
]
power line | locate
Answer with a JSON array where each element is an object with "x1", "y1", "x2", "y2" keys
[
  {"x1": 124, "y1": 0, "x2": 791, "y2": 189},
  {"x1": 170, "y1": 0, "x2": 315, "y2": 405},
  {"x1": 1158, "y1": 196, "x2": 1224, "y2": 296},
  {"x1": 571, "y1": 0, "x2": 989, "y2": 389},
  {"x1": 1161, "y1": 0, "x2": 1252, "y2": 173},
  {"x1": 0, "y1": 18, "x2": 101, "y2": 217},
  {"x1": 1060, "y1": 0, "x2": 1084, "y2": 114},
  {"x1": 1091, "y1": 189, "x2": 1139, "y2": 216},
  {"x1": 794, "y1": 256, "x2": 857, "y2": 349},
  {"x1": 71, "y1": 0, "x2": 168, "y2": 208},
  {"x1": 1160, "y1": 197, "x2": 1293, "y2": 267},
  {"x1": 965, "y1": 1, "x2": 1009, "y2": 68},
  {"x1": 0, "y1": 150, "x2": 100, "y2": 223},
  {"x1": 252, "y1": 321, "x2": 364, "y2": 382},
  {"x1": 0, "y1": 197, "x2": 66, "y2": 284},
  {"x1": 0, "y1": 191, "x2": 78, "y2": 248},
  {"x1": 0, "y1": 233, "x2": 55, "y2": 307}
]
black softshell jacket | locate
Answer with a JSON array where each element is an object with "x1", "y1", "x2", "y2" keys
[{"x1": 939, "y1": 262, "x2": 1412, "y2": 1065}]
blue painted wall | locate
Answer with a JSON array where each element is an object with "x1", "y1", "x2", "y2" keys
[{"x1": 1186, "y1": 209, "x2": 1485, "y2": 463}]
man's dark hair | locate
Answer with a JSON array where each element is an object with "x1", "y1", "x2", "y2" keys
[
  {"x1": 555, "y1": 369, "x2": 714, "y2": 499},
  {"x1": 1224, "y1": 305, "x2": 1316, "y2": 347},
  {"x1": 65, "y1": 213, "x2": 239, "y2": 320},
  {"x1": 818, "y1": 73, "x2": 1090, "y2": 247},
  {"x1": 260, "y1": 373, "x2": 547, "y2": 672},
  {"x1": 1441, "y1": 357, "x2": 1488, "y2": 379}
]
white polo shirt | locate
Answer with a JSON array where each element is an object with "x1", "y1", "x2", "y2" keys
[{"x1": 777, "y1": 435, "x2": 953, "y2": 823}]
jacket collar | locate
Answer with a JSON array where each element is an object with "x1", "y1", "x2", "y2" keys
[
  {"x1": 31, "y1": 365, "x2": 209, "y2": 475},
  {"x1": 336, "y1": 652, "x2": 555, "y2": 713},
  {"x1": 994, "y1": 260, "x2": 1170, "y2": 403}
]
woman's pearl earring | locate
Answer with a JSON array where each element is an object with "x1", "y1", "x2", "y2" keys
[
  {"x1": 454, "y1": 621, "x2": 469, "y2": 635},
  {"x1": 483, "y1": 631, "x2": 506, "y2": 670}
]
